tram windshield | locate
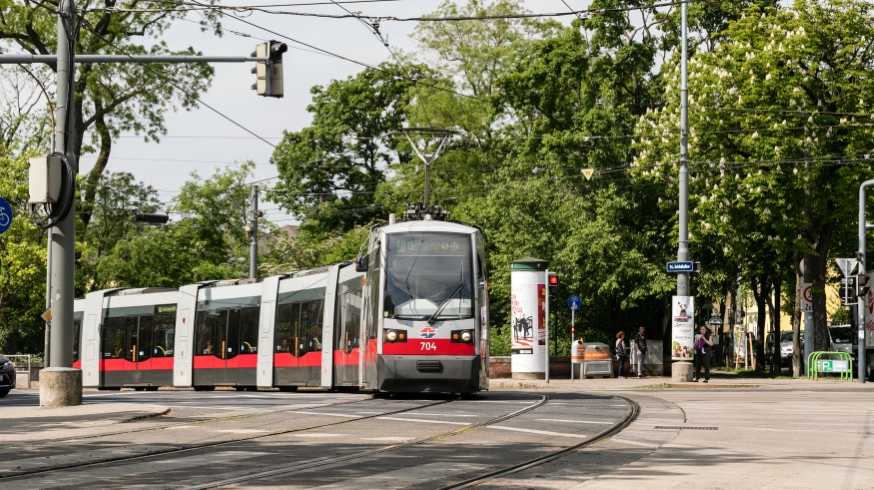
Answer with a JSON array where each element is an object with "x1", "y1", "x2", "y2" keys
[{"x1": 384, "y1": 232, "x2": 474, "y2": 321}]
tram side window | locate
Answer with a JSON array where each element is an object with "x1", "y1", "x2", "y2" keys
[
  {"x1": 302, "y1": 300, "x2": 323, "y2": 355},
  {"x1": 274, "y1": 300, "x2": 323, "y2": 357},
  {"x1": 153, "y1": 313, "x2": 175, "y2": 357},
  {"x1": 73, "y1": 319, "x2": 82, "y2": 363},
  {"x1": 103, "y1": 316, "x2": 126, "y2": 358},
  {"x1": 338, "y1": 290, "x2": 361, "y2": 353},
  {"x1": 368, "y1": 244, "x2": 381, "y2": 340},
  {"x1": 239, "y1": 307, "x2": 259, "y2": 354},
  {"x1": 195, "y1": 311, "x2": 215, "y2": 356},
  {"x1": 275, "y1": 302, "x2": 296, "y2": 354}
]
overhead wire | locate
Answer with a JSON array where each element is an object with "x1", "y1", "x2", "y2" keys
[{"x1": 76, "y1": 15, "x2": 277, "y2": 149}]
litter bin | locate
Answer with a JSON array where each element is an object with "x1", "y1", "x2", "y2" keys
[
  {"x1": 571, "y1": 340, "x2": 585, "y2": 380},
  {"x1": 582, "y1": 342, "x2": 613, "y2": 378}
]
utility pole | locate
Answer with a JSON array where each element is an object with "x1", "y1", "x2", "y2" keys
[
  {"x1": 677, "y1": 1, "x2": 690, "y2": 297},
  {"x1": 248, "y1": 185, "x2": 260, "y2": 279},
  {"x1": 670, "y1": 1, "x2": 694, "y2": 382},
  {"x1": 41, "y1": 0, "x2": 81, "y2": 408}
]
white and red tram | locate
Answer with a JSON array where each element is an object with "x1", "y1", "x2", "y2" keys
[{"x1": 72, "y1": 216, "x2": 489, "y2": 393}]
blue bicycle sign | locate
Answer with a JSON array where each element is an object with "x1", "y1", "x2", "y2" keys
[
  {"x1": 0, "y1": 197, "x2": 12, "y2": 235},
  {"x1": 567, "y1": 295, "x2": 581, "y2": 310}
]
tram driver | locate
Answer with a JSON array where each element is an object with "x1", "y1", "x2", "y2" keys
[{"x1": 203, "y1": 340, "x2": 214, "y2": 355}]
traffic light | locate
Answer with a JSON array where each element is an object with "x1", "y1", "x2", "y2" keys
[
  {"x1": 859, "y1": 274, "x2": 871, "y2": 297},
  {"x1": 840, "y1": 276, "x2": 857, "y2": 305},
  {"x1": 548, "y1": 272, "x2": 559, "y2": 295},
  {"x1": 252, "y1": 41, "x2": 288, "y2": 98},
  {"x1": 132, "y1": 210, "x2": 169, "y2": 224}
]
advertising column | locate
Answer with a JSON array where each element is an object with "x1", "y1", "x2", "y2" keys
[
  {"x1": 510, "y1": 258, "x2": 548, "y2": 380},
  {"x1": 671, "y1": 296, "x2": 695, "y2": 360}
]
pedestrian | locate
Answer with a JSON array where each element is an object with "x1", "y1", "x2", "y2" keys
[
  {"x1": 634, "y1": 326, "x2": 647, "y2": 378},
  {"x1": 695, "y1": 325, "x2": 714, "y2": 383},
  {"x1": 615, "y1": 332, "x2": 627, "y2": 379}
]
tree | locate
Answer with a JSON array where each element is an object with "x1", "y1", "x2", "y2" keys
[
  {"x1": 0, "y1": 0, "x2": 217, "y2": 228},
  {"x1": 270, "y1": 64, "x2": 427, "y2": 233},
  {"x1": 633, "y1": 0, "x2": 874, "y2": 357},
  {"x1": 78, "y1": 171, "x2": 160, "y2": 293},
  {"x1": 0, "y1": 146, "x2": 48, "y2": 354}
]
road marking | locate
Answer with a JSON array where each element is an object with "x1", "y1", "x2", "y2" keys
[
  {"x1": 376, "y1": 417, "x2": 470, "y2": 425},
  {"x1": 310, "y1": 462, "x2": 487, "y2": 489},
  {"x1": 361, "y1": 437, "x2": 415, "y2": 442},
  {"x1": 610, "y1": 438, "x2": 659, "y2": 447},
  {"x1": 487, "y1": 426, "x2": 589, "y2": 438},
  {"x1": 535, "y1": 419, "x2": 614, "y2": 424},
  {"x1": 401, "y1": 412, "x2": 478, "y2": 417},
  {"x1": 214, "y1": 429, "x2": 268, "y2": 434},
  {"x1": 292, "y1": 433, "x2": 345, "y2": 438},
  {"x1": 285, "y1": 411, "x2": 362, "y2": 418},
  {"x1": 166, "y1": 425, "x2": 198, "y2": 430}
]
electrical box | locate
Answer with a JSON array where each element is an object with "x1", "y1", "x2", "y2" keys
[{"x1": 29, "y1": 155, "x2": 62, "y2": 204}]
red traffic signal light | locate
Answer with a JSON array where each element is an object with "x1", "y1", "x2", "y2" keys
[
  {"x1": 860, "y1": 275, "x2": 871, "y2": 296},
  {"x1": 548, "y1": 272, "x2": 559, "y2": 294}
]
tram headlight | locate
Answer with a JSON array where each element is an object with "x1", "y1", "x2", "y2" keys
[
  {"x1": 384, "y1": 329, "x2": 407, "y2": 343},
  {"x1": 451, "y1": 330, "x2": 474, "y2": 343}
]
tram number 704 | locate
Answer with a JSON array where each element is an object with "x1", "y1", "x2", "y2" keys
[{"x1": 421, "y1": 342, "x2": 437, "y2": 351}]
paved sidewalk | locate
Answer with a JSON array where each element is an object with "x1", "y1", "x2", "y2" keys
[{"x1": 489, "y1": 373, "x2": 867, "y2": 391}]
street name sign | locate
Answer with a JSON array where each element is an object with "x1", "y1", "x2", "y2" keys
[{"x1": 667, "y1": 261, "x2": 694, "y2": 273}]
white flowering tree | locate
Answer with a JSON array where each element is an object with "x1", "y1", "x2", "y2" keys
[{"x1": 633, "y1": 0, "x2": 874, "y2": 367}]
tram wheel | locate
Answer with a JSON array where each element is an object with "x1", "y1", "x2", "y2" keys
[
  {"x1": 279, "y1": 386, "x2": 298, "y2": 392},
  {"x1": 235, "y1": 386, "x2": 246, "y2": 391}
]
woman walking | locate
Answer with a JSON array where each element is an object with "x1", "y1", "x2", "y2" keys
[{"x1": 615, "y1": 331, "x2": 628, "y2": 379}]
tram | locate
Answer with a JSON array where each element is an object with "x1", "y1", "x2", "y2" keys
[{"x1": 72, "y1": 206, "x2": 489, "y2": 394}]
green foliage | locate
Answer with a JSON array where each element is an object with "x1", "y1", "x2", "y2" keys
[
  {"x1": 262, "y1": 223, "x2": 370, "y2": 274},
  {"x1": 270, "y1": 64, "x2": 428, "y2": 233},
  {"x1": 0, "y1": 145, "x2": 48, "y2": 354}
]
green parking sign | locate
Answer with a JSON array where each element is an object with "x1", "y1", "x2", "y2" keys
[{"x1": 819, "y1": 360, "x2": 849, "y2": 373}]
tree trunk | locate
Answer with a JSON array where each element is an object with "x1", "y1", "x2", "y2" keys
[
  {"x1": 792, "y1": 254, "x2": 803, "y2": 378},
  {"x1": 771, "y1": 278, "x2": 781, "y2": 373},
  {"x1": 751, "y1": 276, "x2": 769, "y2": 371}
]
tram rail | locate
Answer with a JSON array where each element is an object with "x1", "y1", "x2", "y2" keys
[
  {"x1": 182, "y1": 394, "x2": 551, "y2": 490},
  {"x1": 0, "y1": 393, "x2": 370, "y2": 453},
  {"x1": 438, "y1": 396, "x2": 640, "y2": 489},
  {"x1": 0, "y1": 395, "x2": 458, "y2": 481}
]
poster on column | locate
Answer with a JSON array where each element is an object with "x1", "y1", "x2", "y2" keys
[
  {"x1": 671, "y1": 296, "x2": 695, "y2": 360},
  {"x1": 511, "y1": 281, "x2": 540, "y2": 354}
]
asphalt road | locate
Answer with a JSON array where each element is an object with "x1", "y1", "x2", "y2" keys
[{"x1": 0, "y1": 389, "x2": 633, "y2": 489}]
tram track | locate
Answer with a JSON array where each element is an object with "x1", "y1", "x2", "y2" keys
[
  {"x1": 0, "y1": 393, "x2": 369, "y2": 452},
  {"x1": 182, "y1": 394, "x2": 551, "y2": 490},
  {"x1": 0, "y1": 395, "x2": 458, "y2": 481},
  {"x1": 437, "y1": 395, "x2": 640, "y2": 489}
]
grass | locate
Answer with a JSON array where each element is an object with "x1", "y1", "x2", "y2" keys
[{"x1": 711, "y1": 367, "x2": 798, "y2": 380}]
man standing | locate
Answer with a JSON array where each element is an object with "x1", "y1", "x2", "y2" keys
[{"x1": 634, "y1": 326, "x2": 647, "y2": 378}]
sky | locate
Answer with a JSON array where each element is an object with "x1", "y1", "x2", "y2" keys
[{"x1": 76, "y1": 1, "x2": 588, "y2": 226}]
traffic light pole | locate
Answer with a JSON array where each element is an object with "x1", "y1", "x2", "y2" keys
[
  {"x1": 857, "y1": 180, "x2": 874, "y2": 383},
  {"x1": 249, "y1": 185, "x2": 259, "y2": 279},
  {"x1": 0, "y1": 54, "x2": 267, "y2": 65}
]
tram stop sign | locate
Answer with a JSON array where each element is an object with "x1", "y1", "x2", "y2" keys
[
  {"x1": 0, "y1": 197, "x2": 12, "y2": 235},
  {"x1": 567, "y1": 295, "x2": 581, "y2": 310}
]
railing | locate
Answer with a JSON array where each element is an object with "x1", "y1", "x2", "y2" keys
[
  {"x1": 6, "y1": 355, "x2": 32, "y2": 389},
  {"x1": 806, "y1": 351, "x2": 853, "y2": 381}
]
